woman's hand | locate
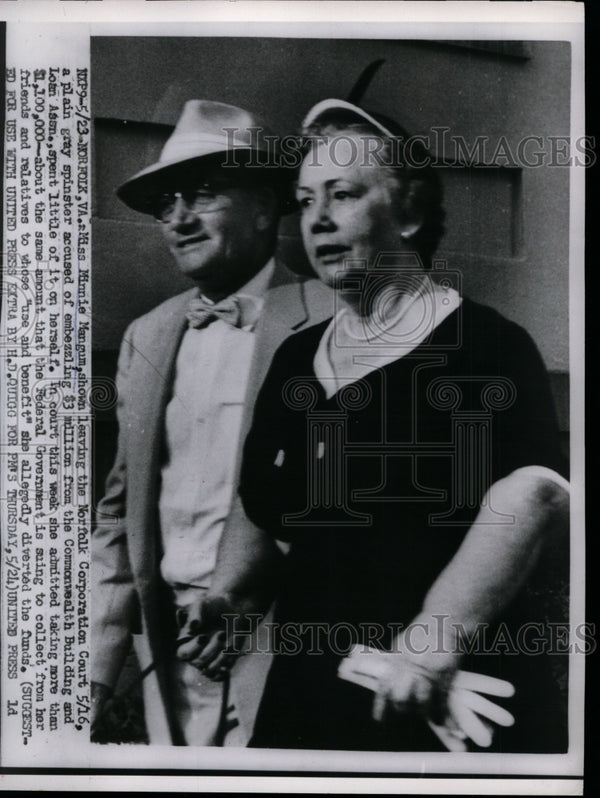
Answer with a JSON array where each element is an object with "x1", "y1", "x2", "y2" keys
[
  {"x1": 371, "y1": 613, "x2": 462, "y2": 725},
  {"x1": 369, "y1": 470, "x2": 569, "y2": 741},
  {"x1": 340, "y1": 645, "x2": 515, "y2": 751}
]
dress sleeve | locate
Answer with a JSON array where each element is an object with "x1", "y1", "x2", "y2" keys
[{"x1": 489, "y1": 322, "x2": 568, "y2": 484}]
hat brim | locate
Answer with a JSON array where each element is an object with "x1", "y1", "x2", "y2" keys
[
  {"x1": 117, "y1": 148, "x2": 297, "y2": 215},
  {"x1": 302, "y1": 98, "x2": 396, "y2": 139}
]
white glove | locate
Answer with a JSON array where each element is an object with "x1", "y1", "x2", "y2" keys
[{"x1": 338, "y1": 645, "x2": 515, "y2": 751}]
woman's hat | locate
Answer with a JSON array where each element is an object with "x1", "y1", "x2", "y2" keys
[
  {"x1": 301, "y1": 62, "x2": 410, "y2": 142},
  {"x1": 298, "y1": 82, "x2": 445, "y2": 273},
  {"x1": 117, "y1": 99, "x2": 292, "y2": 214},
  {"x1": 301, "y1": 97, "x2": 416, "y2": 149},
  {"x1": 302, "y1": 97, "x2": 397, "y2": 138}
]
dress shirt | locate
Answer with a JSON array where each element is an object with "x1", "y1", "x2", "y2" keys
[{"x1": 159, "y1": 259, "x2": 274, "y2": 589}]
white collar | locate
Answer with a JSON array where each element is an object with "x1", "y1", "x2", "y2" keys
[{"x1": 314, "y1": 280, "x2": 462, "y2": 399}]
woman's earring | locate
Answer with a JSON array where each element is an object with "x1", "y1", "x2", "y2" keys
[{"x1": 400, "y1": 219, "x2": 422, "y2": 239}]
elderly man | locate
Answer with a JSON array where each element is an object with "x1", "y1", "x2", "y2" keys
[{"x1": 91, "y1": 100, "x2": 331, "y2": 746}]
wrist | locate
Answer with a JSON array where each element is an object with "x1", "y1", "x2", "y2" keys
[{"x1": 394, "y1": 612, "x2": 464, "y2": 676}]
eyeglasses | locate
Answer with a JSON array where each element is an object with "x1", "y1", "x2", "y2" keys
[{"x1": 152, "y1": 182, "x2": 234, "y2": 223}]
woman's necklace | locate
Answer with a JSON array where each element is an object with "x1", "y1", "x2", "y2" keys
[
  {"x1": 339, "y1": 274, "x2": 432, "y2": 343},
  {"x1": 321, "y1": 276, "x2": 435, "y2": 395}
]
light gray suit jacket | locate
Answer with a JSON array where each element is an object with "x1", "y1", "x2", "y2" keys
[{"x1": 91, "y1": 262, "x2": 332, "y2": 744}]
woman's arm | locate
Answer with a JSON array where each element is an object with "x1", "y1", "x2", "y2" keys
[
  {"x1": 422, "y1": 466, "x2": 569, "y2": 633},
  {"x1": 373, "y1": 466, "x2": 570, "y2": 721}
]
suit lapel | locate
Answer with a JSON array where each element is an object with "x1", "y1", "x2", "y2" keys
[
  {"x1": 124, "y1": 268, "x2": 330, "y2": 743},
  {"x1": 235, "y1": 264, "x2": 333, "y2": 480},
  {"x1": 249, "y1": 262, "x2": 334, "y2": 402},
  {"x1": 250, "y1": 274, "x2": 307, "y2": 390},
  {"x1": 229, "y1": 265, "x2": 332, "y2": 739},
  {"x1": 126, "y1": 288, "x2": 197, "y2": 589},
  {"x1": 126, "y1": 269, "x2": 331, "y2": 578}
]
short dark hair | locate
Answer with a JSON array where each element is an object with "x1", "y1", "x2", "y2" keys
[{"x1": 301, "y1": 110, "x2": 445, "y2": 270}]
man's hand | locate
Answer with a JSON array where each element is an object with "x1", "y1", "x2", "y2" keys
[{"x1": 175, "y1": 594, "x2": 261, "y2": 680}]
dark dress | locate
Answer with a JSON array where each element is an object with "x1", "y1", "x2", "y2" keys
[{"x1": 239, "y1": 298, "x2": 569, "y2": 752}]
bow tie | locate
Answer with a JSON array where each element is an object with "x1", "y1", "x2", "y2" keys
[{"x1": 186, "y1": 295, "x2": 260, "y2": 330}]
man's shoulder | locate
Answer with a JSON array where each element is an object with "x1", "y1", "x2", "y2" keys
[
  {"x1": 124, "y1": 265, "x2": 332, "y2": 338},
  {"x1": 128, "y1": 287, "x2": 198, "y2": 334},
  {"x1": 268, "y1": 263, "x2": 334, "y2": 322}
]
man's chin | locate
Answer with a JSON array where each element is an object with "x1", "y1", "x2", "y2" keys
[{"x1": 173, "y1": 256, "x2": 218, "y2": 283}]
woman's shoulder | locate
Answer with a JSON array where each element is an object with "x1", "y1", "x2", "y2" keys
[
  {"x1": 460, "y1": 297, "x2": 539, "y2": 347},
  {"x1": 455, "y1": 297, "x2": 547, "y2": 375},
  {"x1": 259, "y1": 318, "x2": 333, "y2": 386},
  {"x1": 461, "y1": 296, "x2": 526, "y2": 331},
  {"x1": 273, "y1": 317, "x2": 333, "y2": 356}
]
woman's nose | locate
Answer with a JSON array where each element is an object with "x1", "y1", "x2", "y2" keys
[{"x1": 309, "y1": 197, "x2": 336, "y2": 234}]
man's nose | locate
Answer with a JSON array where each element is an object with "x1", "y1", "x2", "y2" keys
[{"x1": 168, "y1": 194, "x2": 199, "y2": 228}]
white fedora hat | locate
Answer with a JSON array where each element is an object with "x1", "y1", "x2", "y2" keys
[{"x1": 117, "y1": 99, "x2": 292, "y2": 213}]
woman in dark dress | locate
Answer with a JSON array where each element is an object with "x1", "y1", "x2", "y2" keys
[{"x1": 197, "y1": 99, "x2": 570, "y2": 753}]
